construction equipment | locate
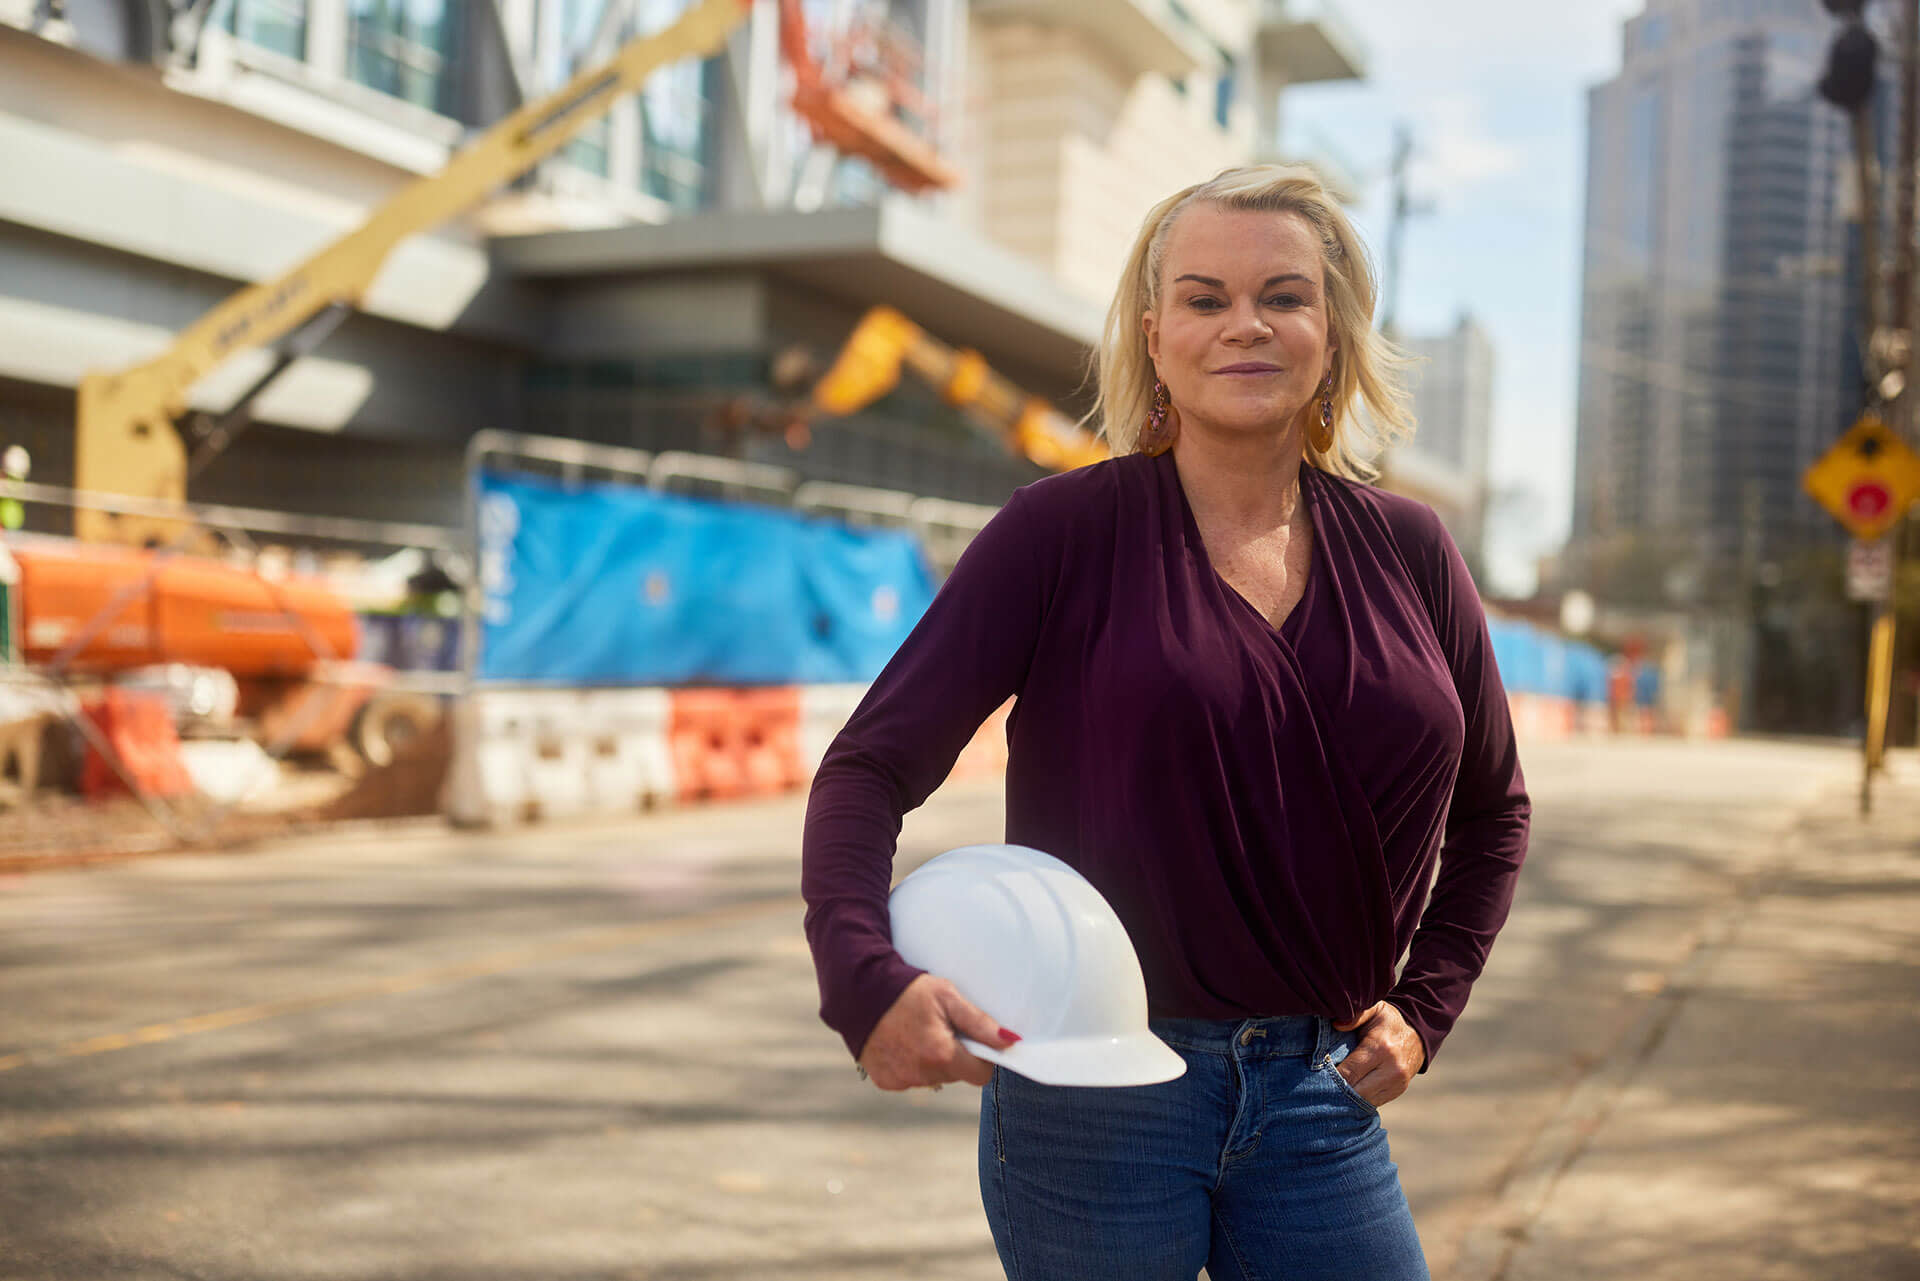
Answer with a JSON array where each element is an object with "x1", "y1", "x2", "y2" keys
[
  {"x1": 72, "y1": 0, "x2": 967, "y2": 549},
  {"x1": 5, "y1": 532, "x2": 413, "y2": 763},
  {"x1": 75, "y1": 0, "x2": 754, "y2": 548},
  {"x1": 811, "y1": 305, "x2": 1109, "y2": 472},
  {"x1": 22, "y1": 0, "x2": 984, "y2": 830},
  {"x1": 9, "y1": 538, "x2": 357, "y2": 677},
  {"x1": 778, "y1": 0, "x2": 961, "y2": 195}
]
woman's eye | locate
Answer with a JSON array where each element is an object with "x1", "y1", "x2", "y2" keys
[{"x1": 1185, "y1": 295, "x2": 1305, "y2": 311}]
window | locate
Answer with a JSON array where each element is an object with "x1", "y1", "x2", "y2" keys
[
  {"x1": 1214, "y1": 52, "x2": 1237, "y2": 131},
  {"x1": 543, "y1": 0, "x2": 614, "y2": 175},
  {"x1": 637, "y1": 0, "x2": 714, "y2": 209},
  {"x1": 1638, "y1": 14, "x2": 1668, "y2": 56},
  {"x1": 1765, "y1": 30, "x2": 1819, "y2": 103},
  {"x1": 347, "y1": 0, "x2": 462, "y2": 117},
  {"x1": 223, "y1": 0, "x2": 307, "y2": 60},
  {"x1": 1624, "y1": 85, "x2": 1664, "y2": 258}
]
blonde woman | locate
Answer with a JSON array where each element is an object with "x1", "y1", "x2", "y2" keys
[{"x1": 802, "y1": 165, "x2": 1530, "y2": 1280}]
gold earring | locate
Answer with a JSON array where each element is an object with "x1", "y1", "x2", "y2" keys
[
  {"x1": 1309, "y1": 371, "x2": 1335, "y2": 455},
  {"x1": 1139, "y1": 378, "x2": 1180, "y2": 456}
]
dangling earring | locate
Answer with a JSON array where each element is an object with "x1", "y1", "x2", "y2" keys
[
  {"x1": 1139, "y1": 378, "x2": 1181, "y2": 456},
  {"x1": 1308, "y1": 370, "x2": 1335, "y2": 455}
]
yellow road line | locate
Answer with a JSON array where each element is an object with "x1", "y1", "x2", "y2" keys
[{"x1": 0, "y1": 894, "x2": 800, "y2": 1075}]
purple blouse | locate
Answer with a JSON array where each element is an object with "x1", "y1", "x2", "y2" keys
[{"x1": 801, "y1": 451, "x2": 1530, "y2": 1068}]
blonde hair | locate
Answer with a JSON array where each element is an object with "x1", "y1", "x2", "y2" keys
[{"x1": 1092, "y1": 164, "x2": 1415, "y2": 481}]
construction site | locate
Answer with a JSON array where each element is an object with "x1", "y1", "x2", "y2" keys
[
  {"x1": 0, "y1": 0, "x2": 1376, "y2": 860},
  {"x1": 0, "y1": 0, "x2": 1677, "y2": 867},
  {"x1": 8, "y1": 5, "x2": 1920, "y2": 1280}
]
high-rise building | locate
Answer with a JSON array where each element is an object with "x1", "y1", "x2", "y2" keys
[
  {"x1": 1384, "y1": 313, "x2": 1495, "y2": 572},
  {"x1": 0, "y1": 0, "x2": 1365, "y2": 529},
  {"x1": 1567, "y1": 0, "x2": 1859, "y2": 608}
]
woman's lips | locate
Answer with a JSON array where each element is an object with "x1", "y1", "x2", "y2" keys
[{"x1": 1212, "y1": 364, "x2": 1283, "y2": 375}]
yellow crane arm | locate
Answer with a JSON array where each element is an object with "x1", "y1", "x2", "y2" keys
[
  {"x1": 811, "y1": 305, "x2": 1109, "y2": 474},
  {"x1": 75, "y1": 0, "x2": 750, "y2": 546}
]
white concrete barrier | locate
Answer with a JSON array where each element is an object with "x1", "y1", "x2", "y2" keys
[
  {"x1": 799, "y1": 684, "x2": 869, "y2": 776},
  {"x1": 582, "y1": 688, "x2": 677, "y2": 811},
  {"x1": 449, "y1": 686, "x2": 680, "y2": 827},
  {"x1": 447, "y1": 690, "x2": 535, "y2": 827}
]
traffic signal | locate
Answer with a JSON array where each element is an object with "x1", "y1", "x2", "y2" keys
[{"x1": 1818, "y1": 17, "x2": 1879, "y2": 110}]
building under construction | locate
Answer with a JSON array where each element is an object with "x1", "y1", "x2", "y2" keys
[{"x1": 0, "y1": 0, "x2": 1367, "y2": 528}]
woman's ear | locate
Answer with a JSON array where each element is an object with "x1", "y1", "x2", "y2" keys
[{"x1": 1142, "y1": 310, "x2": 1160, "y2": 365}]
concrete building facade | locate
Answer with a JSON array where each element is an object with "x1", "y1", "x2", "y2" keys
[
  {"x1": 0, "y1": 0, "x2": 1364, "y2": 531},
  {"x1": 1386, "y1": 313, "x2": 1495, "y2": 572}
]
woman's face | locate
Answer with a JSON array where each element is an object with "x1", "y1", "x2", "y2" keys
[{"x1": 1142, "y1": 204, "x2": 1337, "y2": 442}]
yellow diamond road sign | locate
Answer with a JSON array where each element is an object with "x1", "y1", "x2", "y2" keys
[{"x1": 1802, "y1": 414, "x2": 1920, "y2": 541}]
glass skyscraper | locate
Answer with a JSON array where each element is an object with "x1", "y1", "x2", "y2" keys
[{"x1": 1569, "y1": 0, "x2": 1860, "y2": 609}]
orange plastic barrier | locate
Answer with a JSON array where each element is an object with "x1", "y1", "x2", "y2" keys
[
  {"x1": 79, "y1": 689, "x2": 193, "y2": 799},
  {"x1": 736, "y1": 687, "x2": 805, "y2": 796},
  {"x1": 670, "y1": 688, "x2": 810, "y2": 802},
  {"x1": 670, "y1": 689, "x2": 751, "y2": 802}
]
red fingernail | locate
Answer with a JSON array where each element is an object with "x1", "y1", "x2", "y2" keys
[{"x1": 1000, "y1": 1030, "x2": 1022, "y2": 1044}]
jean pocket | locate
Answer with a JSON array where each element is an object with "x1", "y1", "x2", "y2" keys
[{"x1": 1323, "y1": 1040, "x2": 1380, "y2": 1116}]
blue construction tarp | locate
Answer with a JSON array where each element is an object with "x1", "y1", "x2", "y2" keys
[
  {"x1": 475, "y1": 469, "x2": 937, "y2": 685},
  {"x1": 1486, "y1": 614, "x2": 1610, "y2": 704}
]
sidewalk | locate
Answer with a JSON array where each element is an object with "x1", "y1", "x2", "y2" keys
[{"x1": 1458, "y1": 753, "x2": 1920, "y2": 1281}]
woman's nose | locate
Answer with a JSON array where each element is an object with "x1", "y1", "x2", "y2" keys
[{"x1": 1223, "y1": 305, "x2": 1272, "y2": 343}]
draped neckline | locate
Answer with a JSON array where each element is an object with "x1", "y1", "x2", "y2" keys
[{"x1": 1160, "y1": 450, "x2": 1325, "y2": 646}]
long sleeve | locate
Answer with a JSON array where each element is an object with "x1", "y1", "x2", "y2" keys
[
  {"x1": 1385, "y1": 514, "x2": 1531, "y2": 1068},
  {"x1": 801, "y1": 488, "x2": 1049, "y2": 1059}
]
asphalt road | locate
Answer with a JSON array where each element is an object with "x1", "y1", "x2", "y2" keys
[{"x1": 0, "y1": 736, "x2": 1860, "y2": 1280}]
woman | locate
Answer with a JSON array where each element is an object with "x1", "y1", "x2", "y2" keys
[{"x1": 801, "y1": 164, "x2": 1530, "y2": 1281}]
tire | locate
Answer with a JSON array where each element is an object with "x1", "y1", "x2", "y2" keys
[{"x1": 353, "y1": 693, "x2": 442, "y2": 769}]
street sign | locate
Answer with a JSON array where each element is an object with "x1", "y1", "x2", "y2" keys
[
  {"x1": 1847, "y1": 537, "x2": 1894, "y2": 601},
  {"x1": 1802, "y1": 413, "x2": 1920, "y2": 540}
]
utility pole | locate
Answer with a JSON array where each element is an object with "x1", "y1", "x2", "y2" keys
[
  {"x1": 1892, "y1": 3, "x2": 1917, "y2": 358},
  {"x1": 1379, "y1": 124, "x2": 1432, "y2": 341},
  {"x1": 1858, "y1": 0, "x2": 1920, "y2": 818},
  {"x1": 1904, "y1": 5, "x2": 1920, "y2": 756},
  {"x1": 1817, "y1": 0, "x2": 1891, "y2": 813},
  {"x1": 1906, "y1": 0, "x2": 1920, "y2": 449},
  {"x1": 1889, "y1": 0, "x2": 1919, "y2": 441},
  {"x1": 1894, "y1": 0, "x2": 1920, "y2": 785}
]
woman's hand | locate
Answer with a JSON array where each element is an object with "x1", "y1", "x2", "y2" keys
[
  {"x1": 1332, "y1": 1001, "x2": 1426, "y2": 1107},
  {"x1": 857, "y1": 974, "x2": 1021, "y2": 1091}
]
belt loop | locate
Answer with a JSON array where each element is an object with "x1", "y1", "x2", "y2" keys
[{"x1": 1312, "y1": 1016, "x2": 1331, "y2": 1064}]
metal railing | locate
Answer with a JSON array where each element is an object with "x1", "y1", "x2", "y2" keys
[
  {"x1": 460, "y1": 432, "x2": 1006, "y2": 680},
  {"x1": 0, "y1": 477, "x2": 464, "y2": 554}
]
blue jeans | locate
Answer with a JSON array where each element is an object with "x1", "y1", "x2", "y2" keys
[{"x1": 978, "y1": 1015, "x2": 1429, "y2": 1281}]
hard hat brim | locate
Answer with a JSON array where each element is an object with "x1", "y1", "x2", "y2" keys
[{"x1": 960, "y1": 1032, "x2": 1188, "y2": 1087}]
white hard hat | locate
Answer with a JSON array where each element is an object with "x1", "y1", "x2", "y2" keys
[{"x1": 888, "y1": 844, "x2": 1186, "y2": 1087}]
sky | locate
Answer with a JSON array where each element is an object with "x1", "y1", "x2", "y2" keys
[{"x1": 1281, "y1": 0, "x2": 1646, "y2": 597}]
